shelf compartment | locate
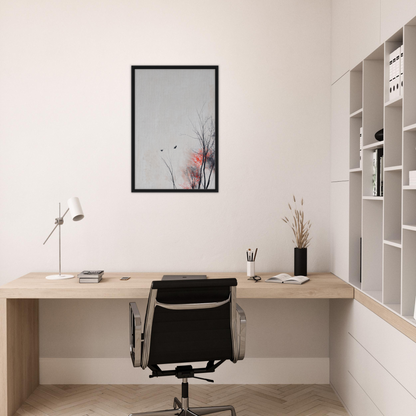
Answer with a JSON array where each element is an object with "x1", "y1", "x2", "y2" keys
[
  {"x1": 362, "y1": 58, "x2": 383, "y2": 147},
  {"x1": 384, "y1": 106, "x2": 403, "y2": 168},
  {"x1": 402, "y1": 131, "x2": 416, "y2": 186},
  {"x1": 403, "y1": 182, "x2": 416, "y2": 227},
  {"x1": 349, "y1": 171, "x2": 362, "y2": 288},
  {"x1": 350, "y1": 63, "x2": 363, "y2": 114},
  {"x1": 402, "y1": 229, "x2": 416, "y2": 316},
  {"x1": 384, "y1": 170, "x2": 402, "y2": 242},
  {"x1": 350, "y1": 117, "x2": 363, "y2": 170},
  {"x1": 383, "y1": 244, "x2": 401, "y2": 307},
  {"x1": 362, "y1": 199, "x2": 383, "y2": 293}
]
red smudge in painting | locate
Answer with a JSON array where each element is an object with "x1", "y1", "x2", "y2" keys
[
  {"x1": 181, "y1": 148, "x2": 214, "y2": 189},
  {"x1": 191, "y1": 150, "x2": 203, "y2": 167}
]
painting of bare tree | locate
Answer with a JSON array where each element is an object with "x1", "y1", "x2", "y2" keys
[{"x1": 131, "y1": 66, "x2": 218, "y2": 192}]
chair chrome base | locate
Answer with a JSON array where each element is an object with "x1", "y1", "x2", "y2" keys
[
  {"x1": 129, "y1": 397, "x2": 236, "y2": 416},
  {"x1": 129, "y1": 388, "x2": 236, "y2": 416}
]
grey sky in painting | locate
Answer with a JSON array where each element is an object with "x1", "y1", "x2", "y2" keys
[{"x1": 134, "y1": 68, "x2": 215, "y2": 189}]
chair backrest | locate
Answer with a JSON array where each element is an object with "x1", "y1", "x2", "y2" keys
[{"x1": 141, "y1": 278, "x2": 238, "y2": 368}]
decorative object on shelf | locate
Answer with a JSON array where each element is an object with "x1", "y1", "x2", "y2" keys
[
  {"x1": 282, "y1": 196, "x2": 311, "y2": 276},
  {"x1": 375, "y1": 128, "x2": 383, "y2": 141},
  {"x1": 131, "y1": 66, "x2": 218, "y2": 192},
  {"x1": 43, "y1": 197, "x2": 84, "y2": 280}
]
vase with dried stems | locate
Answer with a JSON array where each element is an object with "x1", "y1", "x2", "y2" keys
[{"x1": 282, "y1": 196, "x2": 312, "y2": 276}]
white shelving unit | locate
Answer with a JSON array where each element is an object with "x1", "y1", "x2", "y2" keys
[{"x1": 349, "y1": 19, "x2": 416, "y2": 327}]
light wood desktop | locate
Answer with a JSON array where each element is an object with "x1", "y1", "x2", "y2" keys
[{"x1": 0, "y1": 272, "x2": 352, "y2": 416}]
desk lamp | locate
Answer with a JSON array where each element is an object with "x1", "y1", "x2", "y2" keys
[{"x1": 43, "y1": 197, "x2": 84, "y2": 280}]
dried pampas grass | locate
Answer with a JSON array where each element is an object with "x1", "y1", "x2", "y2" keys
[{"x1": 282, "y1": 195, "x2": 312, "y2": 248}]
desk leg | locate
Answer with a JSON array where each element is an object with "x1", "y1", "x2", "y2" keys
[{"x1": 0, "y1": 299, "x2": 39, "y2": 416}]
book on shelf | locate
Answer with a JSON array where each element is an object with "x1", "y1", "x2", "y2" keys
[
  {"x1": 380, "y1": 151, "x2": 383, "y2": 196},
  {"x1": 389, "y1": 51, "x2": 393, "y2": 99},
  {"x1": 395, "y1": 46, "x2": 401, "y2": 98},
  {"x1": 389, "y1": 47, "x2": 401, "y2": 100},
  {"x1": 372, "y1": 150, "x2": 377, "y2": 196},
  {"x1": 400, "y1": 44, "x2": 404, "y2": 95},
  {"x1": 372, "y1": 148, "x2": 383, "y2": 196}
]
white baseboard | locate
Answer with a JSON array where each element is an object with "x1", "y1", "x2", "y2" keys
[{"x1": 40, "y1": 357, "x2": 329, "y2": 384}]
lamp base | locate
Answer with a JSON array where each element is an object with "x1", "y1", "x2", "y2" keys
[{"x1": 46, "y1": 274, "x2": 74, "y2": 280}]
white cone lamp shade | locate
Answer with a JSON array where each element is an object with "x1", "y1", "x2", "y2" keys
[{"x1": 45, "y1": 197, "x2": 84, "y2": 280}]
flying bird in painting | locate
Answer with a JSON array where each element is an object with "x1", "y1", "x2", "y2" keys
[
  {"x1": 160, "y1": 149, "x2": 163, "y2": 152},
  {"x1": 174, "y1": 145, "x2": 177, "y2": 149}
]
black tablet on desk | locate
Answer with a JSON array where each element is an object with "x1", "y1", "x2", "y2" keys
[{"x1": 162, "y1": 275, "x2": 207, "y2": 281}]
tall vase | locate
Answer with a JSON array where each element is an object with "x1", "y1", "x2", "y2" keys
[{"x1": 294, "y1": 248, "x2": 307, "y2": 276}]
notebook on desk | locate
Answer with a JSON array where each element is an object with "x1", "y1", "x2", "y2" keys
[{"x1": 162, "y1": 275, "x2": 207, "y2": 281}]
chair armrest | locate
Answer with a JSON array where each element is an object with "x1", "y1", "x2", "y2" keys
[
  {"x1": 129, "y1": 302, "x2": 142, "y2": 368},
  {"x1": 236, "y1": 303, "x2": 246, "y2": 360}
]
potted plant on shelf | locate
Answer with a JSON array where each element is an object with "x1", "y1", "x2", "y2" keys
[{"x1": 282, "y1": 196, "x2": 312, "y2": 276}]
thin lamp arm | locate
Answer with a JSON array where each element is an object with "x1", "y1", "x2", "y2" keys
[{"x1": 43, "y1": 208, "x2": 70, "y2": 245}]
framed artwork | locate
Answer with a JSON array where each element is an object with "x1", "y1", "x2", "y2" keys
[{"x1": 131, "y1": 66, "x2": 218, "y2": 192}]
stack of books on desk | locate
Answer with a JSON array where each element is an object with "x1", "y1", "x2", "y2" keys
[{"x1": 78, "y1": 270, "x2": 104, "y2": 283}]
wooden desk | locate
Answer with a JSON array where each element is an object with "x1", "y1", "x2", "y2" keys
[{"x1": 0, "y1": 272, "x2": 352, "y2": 416}]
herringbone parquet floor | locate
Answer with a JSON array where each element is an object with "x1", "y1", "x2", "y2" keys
[{"x1": 15, "y1": 384, "x2": 349, "y2": 416}]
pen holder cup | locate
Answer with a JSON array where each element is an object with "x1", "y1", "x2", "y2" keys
[{"x1": 247, "y1": 261, "x2": 255, "y2": 278}]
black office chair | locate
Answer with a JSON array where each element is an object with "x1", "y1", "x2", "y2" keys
[{"x1": 129, "y1": 278, "x2": 246, "y2": 416}]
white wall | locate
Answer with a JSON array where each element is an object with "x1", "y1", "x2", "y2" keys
[{"x1": 0, "y1": 0, "x2": 332, "y2": 381}]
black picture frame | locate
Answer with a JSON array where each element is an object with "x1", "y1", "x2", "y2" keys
[{"x1": 131, "y1": 66, "x2": 218, "y2": 192}]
